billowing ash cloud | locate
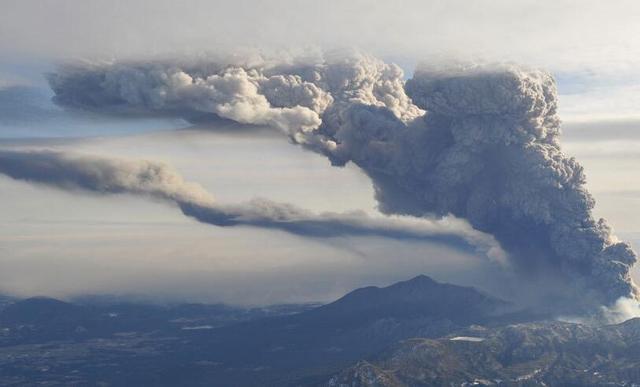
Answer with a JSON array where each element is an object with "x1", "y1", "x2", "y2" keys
[
  {"x1": 45, "y1": 52, "x2": 638, "y2": 311},
  {"x1": 0, "y1": 149, "x2": 215, "y2": 206},
  {"x1": 0, "y1": 149, "x2": 502, "y2": 260},
  {"x1": 47, "y1": 58, "x2": 326, "y2": 138}
]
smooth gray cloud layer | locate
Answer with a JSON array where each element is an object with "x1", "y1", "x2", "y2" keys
[{"x1": 2, "y1": 0, "x2": 640, "y2": 75}]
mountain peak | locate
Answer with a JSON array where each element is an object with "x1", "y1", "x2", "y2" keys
[
  {"x1": 307, "y1": 275, "x2": 507, "y2": 327},
  {"x1": 391, "y1": 274, "x2": 438, "y2": 289},
  {"x1": 410, "y1": 274, "x2": 435, "y2": 281}
]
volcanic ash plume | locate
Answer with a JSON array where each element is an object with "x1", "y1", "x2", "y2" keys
[
  {"x1": 312, "y1": 62, "x2": 638, "y2": 308},
  {"x1": 0, "y1": 149, "x2": 215, "y2": 206},
  {"x1": 46, "y1": 59, "x2": 327, "y2": 138},
  {"x1": 0, "y1": 149, "x2": 501, "y2": 259},
  {"x1": 45, "y1": 53, "x2": 638, "y2": 310}
]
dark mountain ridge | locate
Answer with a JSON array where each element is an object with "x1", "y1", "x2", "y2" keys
[
  {"x1": 308, "y1": 275, "x2": 511, "y2": 325},
  {"x1": 330, "y1": 318, "x2": 640, "y2": 386},
  {"x1": 1, "y1": 275, "x2": 631, "y2": 386}
]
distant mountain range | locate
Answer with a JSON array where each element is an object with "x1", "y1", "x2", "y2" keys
[
  {"x1": 1, "y1": 276, "x2": 639, "y2": 386},
  {"x1": 0, "y1": 295, "x2": 318, "y2": 345}
]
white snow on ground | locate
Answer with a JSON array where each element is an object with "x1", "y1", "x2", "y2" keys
[
  {"x1": 181, "y1": 325, "x2": 214, "y2": 330},
  {"x1": 449, "y1": 336, "x2": 485, "y2": 342}
]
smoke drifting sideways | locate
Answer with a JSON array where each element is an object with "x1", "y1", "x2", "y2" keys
[
  {"x1": 45, "y1": 52, "x2": 638, "y2": 313},
  {"x1": 0, "y1": 149, "x2": 503, "y2": 262}
]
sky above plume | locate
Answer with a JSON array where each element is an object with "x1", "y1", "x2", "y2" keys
[{"x1": 0, "y1": 0, "x2": 639, "y2": 308}]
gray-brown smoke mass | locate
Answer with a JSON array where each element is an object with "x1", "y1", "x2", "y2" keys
[
  {"x1": 0, "y1": 149, "x2": 500, "y2": 259},
  {"x1": 0, "y1": 149, "x2": 215, "y2": 205},
  {"x1": 43, "y1": 52, "x2": 639, "y2": 312}
]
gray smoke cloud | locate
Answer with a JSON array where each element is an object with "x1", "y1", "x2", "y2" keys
[
  {"x1": 47, "y1": 58, "x2": 326, "y2": 139},
  {"x1": 44, "y1": 52, "x2": 638, "y2": 312},
  {"x1": 0, "y1": 149, "x2": 502, "y2": 260},
  {"x1": 0, "y1": 149, "x2": 215, "y2": 206}
]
